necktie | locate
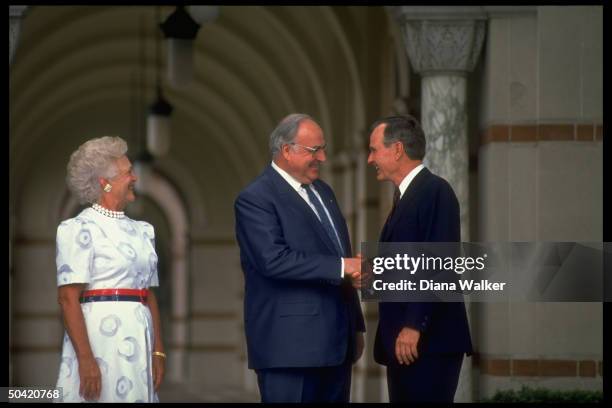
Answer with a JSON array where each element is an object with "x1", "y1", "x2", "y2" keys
[
  {"x1": 393, "y1": 187, "x2": 401, "y2": 206},
  {"x1": 302, "y1": 184, "x2": 344, "y2": 256},
  {"x1": 385, "y1": 187, "x2": 401, "y2": 225}
]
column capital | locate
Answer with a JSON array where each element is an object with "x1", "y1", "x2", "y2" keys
[
  {"x1": 390, "y1": 6, "x2": 486, "y2": 76},
  {"x1": 10, "y1": 5, "x2": 28, "y2": 17},
  {"x1": 390, "y1": 6, "x2": 488, "y2": 21},
  {"x1": 10, "y1": 6, "x2": 28, "y2": 65}
]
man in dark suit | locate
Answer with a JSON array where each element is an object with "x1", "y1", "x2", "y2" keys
[
  {"x1": 234, "y1": 113, "x2": 366, "y2": 403},
  {"x1": 367, "y1": 115, "x2": 472, "y2": 402}
]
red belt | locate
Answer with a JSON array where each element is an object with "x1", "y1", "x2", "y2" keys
[{"x1": 80, "y1": 289, "x2": 149, "y2": 304}]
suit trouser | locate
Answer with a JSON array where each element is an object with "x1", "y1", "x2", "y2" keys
[
  {"x1": 255, "y1": 358, "x2": 352, "y2": 403},
  {"x1": 386, "y1": 353, "x2": 464, "y2": 402}
]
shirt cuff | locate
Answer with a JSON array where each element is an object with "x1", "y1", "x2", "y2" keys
[{"x1": 341, "y1": 257, "x2": 345, "y2": 278}]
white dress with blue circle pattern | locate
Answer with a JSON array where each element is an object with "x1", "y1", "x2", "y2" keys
[{"x1": 54, "y1": 207, "x2": 159, "y2": 403}]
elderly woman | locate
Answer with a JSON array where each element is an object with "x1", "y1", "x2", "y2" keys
[{"x1": 54, "y1": 136, "x2": 164, "y2": 402}]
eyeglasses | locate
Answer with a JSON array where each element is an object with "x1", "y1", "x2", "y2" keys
[{"x1": 288, "y1": 142, "x2": 327, "y2": 155}]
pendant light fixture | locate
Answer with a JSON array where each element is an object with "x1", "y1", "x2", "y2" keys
[
  {"x1": 147, "y1": 6, "x2": 174, "y2": 157},
  {"x1": 160, "y1": 6, "x2": 200, "y2": 88},
  {"x1": 134, "y1": 13, "x2": 154, "y2": 194}
]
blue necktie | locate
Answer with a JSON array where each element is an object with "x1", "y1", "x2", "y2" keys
[
  {"x1": 385, "y1": 187, "x2": 401, "y2": 225},
  {"x1": 302, "y1": 184, "x2": 344, "y2": 256}
]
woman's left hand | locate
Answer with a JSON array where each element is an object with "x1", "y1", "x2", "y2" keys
[
  {"x1": 147, "y1": 290, "x2": 165, "y2": 392},
  {"x1": 152, "y1": 354, "x2": 165, "y2": 391}
]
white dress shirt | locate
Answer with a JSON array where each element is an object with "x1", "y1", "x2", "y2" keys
[
  {"x1": 398, "y1": 163, "x2": 425, "y2": 199},
  {"x1": 271, "y1": 161, "x2": 346, "y2": 277}
]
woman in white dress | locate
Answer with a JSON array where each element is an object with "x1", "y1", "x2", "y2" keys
[{"x1": 54, "y1": 136, "x2": 165, "y2": 402}]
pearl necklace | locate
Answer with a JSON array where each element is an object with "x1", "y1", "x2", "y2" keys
[{"x1": 92, "y1": 203, "x2": 125, "y2": 219}]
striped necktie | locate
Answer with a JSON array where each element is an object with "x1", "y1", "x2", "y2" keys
[{"x1": 302, "y1": 184, "x2": 344, "y2": 256}]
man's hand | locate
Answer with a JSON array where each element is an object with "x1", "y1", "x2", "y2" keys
[
  {"x1": 353, "y1": 331, "x2": 365, "y2": 363},
  {"x1": 395, "y1": 326, "x2": 420, "y2": 365},
  {"x1": 344, "y1": 253, "x2": 363, "y2": 289}
]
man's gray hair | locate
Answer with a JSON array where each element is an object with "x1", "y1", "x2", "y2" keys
[
  {"x1": 369, "y1": 114, "x2": 426, "y2": 160},
  {"x1": 269, "y1": 113, "x2": 314, "y2": 157},
  {"x1": 66, "y1": 136, "x2": 128, "y2": 204}
]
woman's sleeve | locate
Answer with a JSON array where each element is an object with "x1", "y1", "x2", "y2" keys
[
  {"x1": 56, "y1": 218, "x2": 94, "y2": 286},
  {"x1": 140, "y1": 221, "x2": 159, "y2": 287}
]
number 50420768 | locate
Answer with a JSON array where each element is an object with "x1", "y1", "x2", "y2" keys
[{"x1": 4, "y1": 387, "x2": 62, "y2": 402}]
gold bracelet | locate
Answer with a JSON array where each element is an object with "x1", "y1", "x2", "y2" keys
[{"x1": 152, "y1": 351, "x2": 166, "y2": 359}]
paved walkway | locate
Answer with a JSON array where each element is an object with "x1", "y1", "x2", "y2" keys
[{"x1": 158, "y1": 382, "x2": 259, "y2": 403}]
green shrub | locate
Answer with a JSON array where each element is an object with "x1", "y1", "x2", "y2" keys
[{"x1": 481, "y1": 386, "x2": 603, "y2": 403}]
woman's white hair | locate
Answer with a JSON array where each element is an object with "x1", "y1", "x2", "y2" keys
[{"x1": 66, "y1": 136, "x2": 128, "y2": 204}]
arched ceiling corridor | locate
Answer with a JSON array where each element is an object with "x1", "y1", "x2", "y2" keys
[
  {"x1": 10, "y1": 6, "x2": 396, "y2": 238},
  {"x1": 9, "y1": 6, "x2": 605, "y2": 400}
]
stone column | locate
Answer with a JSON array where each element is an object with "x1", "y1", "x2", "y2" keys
[
  {"x1": 392, "y1": 7, "x2": 485, "y2": 242},
  {"x1": 391, "y1": 6, "x2": 487, "y2": 402}
]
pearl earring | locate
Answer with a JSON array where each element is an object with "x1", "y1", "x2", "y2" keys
[{"x1": 103, "y1": 184, "x2": 112, "y2": 193}]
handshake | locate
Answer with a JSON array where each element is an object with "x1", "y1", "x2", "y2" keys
[{"x1": 343, "y1": 253, "x2": 371, "y2": 289}]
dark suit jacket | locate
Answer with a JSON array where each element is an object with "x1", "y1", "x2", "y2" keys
[
  {"x1": 235, "y1": 165, "x2": 365, "y2": 370},
  {"x1": 374, "y1": 167, "x2": 473, "y2": 366}
]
